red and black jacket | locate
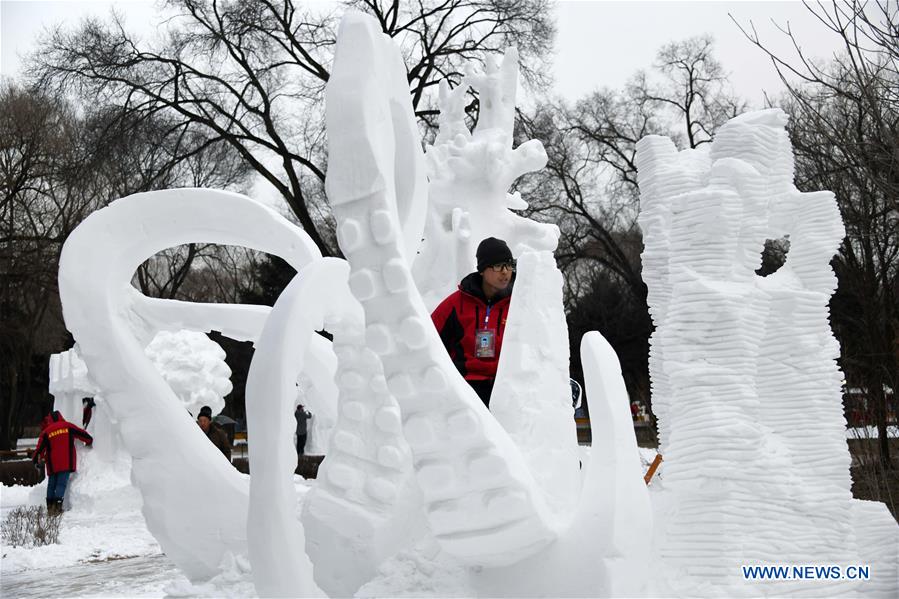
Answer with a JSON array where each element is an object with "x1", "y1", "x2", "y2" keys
[
  {"x1": 431, "y1": 272, "x2": 513, "y2": 381},
  {"x1": 32, "y1": 411, "x2": 93, "y2": 475}
]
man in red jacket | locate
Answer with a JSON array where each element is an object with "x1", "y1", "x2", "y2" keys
[
  {"x1": 32, "y1": 410, "x2": 93, "y2": 514},
  {"x1": 431, "y1": 237, "x2": 516, "y2": 408}
]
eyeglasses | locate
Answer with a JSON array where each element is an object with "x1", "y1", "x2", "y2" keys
[{"x1": 488, "y1": 261, "x2": 516, "y2": 273}]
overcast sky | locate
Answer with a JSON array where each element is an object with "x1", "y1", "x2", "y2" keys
[{"x1": 2, "y1": 0, "x2": 843, "y2": 107}]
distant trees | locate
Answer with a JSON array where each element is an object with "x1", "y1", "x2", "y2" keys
[
  {"x1": 740, "y1": 0, "x2": 898, "y2": 468},
  {"x1": 2, "y1": 0, "x2": 555, "y2": 447},
  {"x1": 0, "y1": 81, "x2": 254, "y2": 449},
  {"x1": 9, "y1": 0, "x2": 893, "y2": 466},
  {"x1": 31, "y1": 0, "x2": 555, "y2": 256},
  {"x1": 1, "y1": 85, "x2": 81, "y2": 449}
]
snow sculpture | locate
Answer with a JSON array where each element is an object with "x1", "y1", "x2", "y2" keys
[
  {"x1": 48, "y1": 346, "x2": 98, "y2": 424},
  {"x1": 144, "y1": 329, "x2": 232, "y2": 418},
  {"x1": 58, "y1": 189, "x2": 322, "y2": 580},
  {"x1": 317, "y1": 12, "x2": 650, "y2": 597},
  {"x1": 491, "y1": 251, "x2": 581, "y2": 516},
  {"x1": 326, "y1": 12, "x2": 557, "y2": 566},
  {"x1": 636, "y1": 109, "x2": 898, "y2": 596},
  {"x1": 244, "y1": 259, "x2": 358, "y2": 597},
  {"x1": 412, "y1": 48, "x2": 559, "y2": 310},
  {"x1": 47, "y1": 345, "x2": 136, "y2": 512},
  {"x1": 56, "y1": 9, "x2": 897, "y2": 598}
]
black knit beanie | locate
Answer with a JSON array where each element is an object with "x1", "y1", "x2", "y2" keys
[
  {"x1": 476, "y1": 237, "x2": 513, "y2": 272},
  {"x1": 198, "y1": 406, "x2": 213, "y2": 420}
]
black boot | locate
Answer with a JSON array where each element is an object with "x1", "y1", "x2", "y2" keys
[
  {"x1": 45, "y1": 498, "x2": 54, "y2": 514},
  {"x1": 53, "y1": 499, "x2": 64, "y2": 515}
]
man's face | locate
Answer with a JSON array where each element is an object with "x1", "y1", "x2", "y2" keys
[
  {"x1": 482, "y1": 263, "x2": 513, "y2": 292},
  {"x1": 197, "y1": 416, "x2": 211, "y2": 432}
]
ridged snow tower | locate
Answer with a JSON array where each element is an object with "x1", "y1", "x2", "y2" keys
[{"x1": 636, "y1": 109, "x2": 898, "y2": 596}]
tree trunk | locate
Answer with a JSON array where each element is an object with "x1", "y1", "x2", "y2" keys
[{"x1": 872, "y1": 379, "x2": 892, "y2": 469}]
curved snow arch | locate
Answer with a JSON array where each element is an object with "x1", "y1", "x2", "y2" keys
[
  {"x1": 58, "y1": 188, "x2": 321, "y2": 580},
  {"x1": 245, "y1": 258, "x2": 360, "y2": 597}
]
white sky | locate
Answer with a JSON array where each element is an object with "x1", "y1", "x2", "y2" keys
[{"x1": 2, "y1": 0, "x2": 844, "y2": 107}]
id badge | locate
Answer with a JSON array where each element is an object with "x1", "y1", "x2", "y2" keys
[{"x1": 475, "y1": 328, "x2": 496, "y2": 358}]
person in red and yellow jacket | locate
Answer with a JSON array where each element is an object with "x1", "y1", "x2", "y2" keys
[
  {"x1": 431, "y1": 237, "x2": 516, "y2": 408},
  {"x1": 32, "y1": 410, "x2": 93, "y2": 514}
]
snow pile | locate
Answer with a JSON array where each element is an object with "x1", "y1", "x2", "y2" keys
[
  {"x1": 636, "y1": 108, "x2": 898, "y2": 596},
  {"x1": 144, "y1": 330, "x2": 232, "y2": 417},
  {"x1": 63, "y1": 405, "x2": 138, "y2": 515},
  {"x1": 163, "y1": 552, "x2": 256, "y2": 598}
]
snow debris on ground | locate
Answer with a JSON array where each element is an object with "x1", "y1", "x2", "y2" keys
[
  {"x1": 1, "y1": 471, "x2": 315, "y2": 598},
  {"x1": 163, "y1": 552, "x2": 256, "y2": 598},
  {"x1": 356, "y1": 538, "x2": 470, "y2": 598}
]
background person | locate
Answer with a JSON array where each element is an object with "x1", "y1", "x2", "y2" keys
[
  {"x1": 197, "y1": 405, "x2": 231, "y2": 461},
  {"x1": 82, "y1": 397, "x2": 95, "y2": 428},
  {"x1": 295, "y1": 404, "x2": 312, "y2": 455},
  {"x1": 431, "y1": 237, "x2": 516, "y2": 408}
]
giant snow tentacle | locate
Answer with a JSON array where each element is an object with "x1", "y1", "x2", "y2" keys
[
  {"x1": 245, "y1": 258, "x2": 355, "y2": 597},
  {"x1": 58, "y1": 188, "x2": 320, "y2": 580},
  {"x1": 325, "y1": 13, "x2": 557, "y2": 566},
  {"x1": 300, "y1": 269, "x2": 422, "y2": 598}
]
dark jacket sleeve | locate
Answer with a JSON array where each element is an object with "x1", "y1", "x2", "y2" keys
[
  {"x1": 431, "y1": 293, "x2": 467, "y2": 377},
  {"x1": 32, "y1": 433, "x2": 47, "y2": 463},
  {"x1": 69, "y1": 425, "x2": 93, "y2": 446},
  {"x1": 431, "y1": 294, "x2": 463, "y2": 351},
  {"x1": 431, "y1": 295, "x2": 453, "y2": 337}
]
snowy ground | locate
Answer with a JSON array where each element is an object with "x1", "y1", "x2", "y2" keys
[{"x1": 1, "y1": 472, "x2": 314, "y2": 598}]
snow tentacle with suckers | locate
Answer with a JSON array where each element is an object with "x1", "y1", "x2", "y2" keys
[
  {"x1": 321, "y1": 14, "x2": 653, "y2": 596},
  {"x1": 57, "y1": 188, "x2": 321, "y2": 581},
  {"x1": 326, "y1": 12, "x2": 562, "y2": 567},
  {"x1": 636, "y1": 109, "x2": 898, "y2": 596}
]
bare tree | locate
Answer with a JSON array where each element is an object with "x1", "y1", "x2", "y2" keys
[
  {"x1": 30, "y1": 0, "x2": 555, "y2": 256},
  {"x1": 0, "y1": 82, "x2": 257, "y2": 449},
  {"x1": 737, "y1": 0, "x2": 898, "y2": 468},
  {"x1": 0, "y1": 84, "x2": 83, "y2": 450}
]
